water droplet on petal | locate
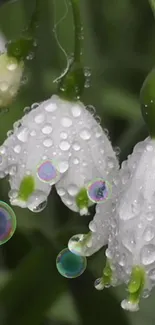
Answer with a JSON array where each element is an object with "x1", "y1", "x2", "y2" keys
[
  {"x1": 86, "y1": 105, "x2": 96, "y2": 115},
  {"x1": 72, "y1": 142, "x2": 81, "y2": 151},
  {"x1": 146, "y1": 144, "x2": 153, "y2": 152},
  {"x1": 42, "y1": 124, "x2": 52, "y2": 135},
  {"x1": 0, "y1": 82, "x2": 8, "y2": 92},
  {"x1": 7, "y1": 130, "x2": 13, "y2": 137},
  {"x1": 14, "y1": 145, "x2": 21, "y2": 154},
  {"x1": 34, "y1": 114, "x2": 44, "y2": 124},
  {"x1": 7, "y1": 61, "x2": 17, "y2": 71},
  {"x1": 45, "y1": 102, "x2": 57, "y2": 112},
  {"x1": 24, "y1": 106, "x2": 31, "y2": 114},
  {"x1": 8, "y1": 190, "x2": 18, "y2": 199},
  {"x1": 56, "y1": 248, "x2": 87, "y2": 278},
  {"x1": 141, "y1": 244, "x2": 155, "y2": 265},
  {"x1": 67, "y1": 184, "x2": 79, "y2": 196},
  {"x1": 61, "y1": 117, "x2": 72, "y2": 128},
  {"x1": 31, "y1": 102, "x2": 39, "y2": 110},
  {"x1": 30, "y1": 130, "x2": 36, "y2": 137},
  {"x1": 0, "y1": 201, "x2": 16, "y2": 244},
  {"x1": 73, "y1": 158, "x2": 79, "y2": 164},
  {"x1": 57, "y1": 188, "x2": 66, "y2": 196},
  {"x1": 43, "y1": 138, "x2": 53, "y2": 147},
  {"x1": 16, "y1": 127, "x2": 29, "y2": 142},
  {"x1": 71, "y1": 105, "x2": 81, "y2": 117},
  {"x1": 37, "y1": 160, "x2": 58, "y2": 183},
  {"x1": 59, "y1": 141, "x2": 70, "y2": 151},
  {"x1": 143, "y1": 227, "x2": 154, "y2": 242},
  {"x1": 27, "y1": 191, "x2": 48, "y2": 213},
  {"x1": 87, "y1": 179, "x2": 110, "y2": 203},
  {"x1": 60, "y1": 132, "x2": 68, "y2": 139},
  {"x1": 148, "y1": 268, "x2": 155, "y2": 280},
  {"x1": 80, "y1": 128, "x2": 91, "y2": 140},
  {"x1": 58, "y1": 161, "x2": 69, "y2": 173},
  {"x1": 8, "y1": 164, "x2": 17, "y2": 176}
]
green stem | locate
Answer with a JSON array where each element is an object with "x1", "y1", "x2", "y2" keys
[
  {"x1": 148, "y1": 0, "x2": 155, "y2": 18},
  {"x1": 7, "y1": 0, "x2": 41, "y2": 61},
  {"x1": 58, "y1": 0, "x2": 85, "y2": 101},
  {"x1": 71, "y1": 0, "x2": 83, "y2": 62}
]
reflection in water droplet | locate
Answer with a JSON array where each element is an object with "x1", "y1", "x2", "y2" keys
[
  {"x1": 0, "y1": 201, "x2": 16, "y2": 245},
  {"x1": 37, "y1": 160, "x2": 57, "y2": 183},
  {"x1": 56, "y1": 248, "x2": 87, "y2": 278}
]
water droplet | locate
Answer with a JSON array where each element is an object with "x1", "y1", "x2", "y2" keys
[
  {"x1": 86, "y1": 105, "x2": 96, "y2": 115},
  {"x1": 56, "y1": 248, "x2": 87, "y2": 278},
  {"x1": 67, "y1": 184, "x2": 78, "y2": 196},
  {"x1": 43, "y1": 138, "x2": 53, "y2": 147},
  {"x1": 107, "y1": 157, "x2": 117, "y2": 169},
  {"x1": 87, "y1": 179, "x2": 110, "y2": 203},
  {"x1": 143, "y1": 227, "x2": 154, "y2": 242},
  {"x1": 114, "y1": 146, "x2": 121, "y2": 156},
  {"x1": 72, "y1": 142, "x2": 81, "y2": 151},
  {"x1": 60, "y1": 131, "x2": 68, "y2": 139},
  {"x1": 57, "y1": 188, "x2": 65, "y2": 196},
  {"x1": 37, "y1": 160, "x2": 57, "y2": 183},
  {"x1": 61, "y1": 117, "x2": 72, "y2": 128},
  {"x1": 16, "y1": 127, "x2": 29, "y2": 142},
  {"x1": 31, "y1": 102, "x2": 39, "y2": 110},
  {"x1": 148, "y1": 268, "x2": 155, "y2": 280},
  {"x1": 122, "y1": 170, "x2": 130, "y2": 184},
  {"x1": 84, "y1": 67, "x2": 91, "y2": 77},
  {"x1": 8, "y1": 164, "x2": 17, "y2": 176},
  {"x1": 71, "y1": 105, "x2": 81, "y2": 117},
  {"x1": 146, "y1": 144, "x2": 153, "y2": 152},
  {"x1": 13, "y1": 120, "x2": 22, "y2": 129},
  {"x1": 80, "y1": 128, "x2": 91, "y2": 140},
  {"x1": 58, "y1": 161, "x2": 69, "y2": 173},
  {"x1": 30, "y1": 200, "x2": 47, "y2": 213},
  {"x1": 0, "y1": 201, "x2": 16, "y2": 244},
  {"x1": 7, "y1": 130, "x2": 13, "y2": 137},
  {"x1": 0, "y1": 82, "x2": 8, "y2": 92},
  {"x1": 73, "y1": 158, "x2": 79, "y2": 164},
  {"x1": 27, "y1": 191, "x2": 47, "y2": 213},
  {"x1": 7, "y1": 61, "x2": 17, "y2": 71},
  {"x1": 122, "y1": 233, "x2": 136, "y2": 253},
  {"x1": 104, "y1": 128, "x2": 109, "y2": 136},
  {"x1": 141, "y1": 244, "x2": 155, "y2": 265},
  {"x1": 13, "y1": 145, "x2": 21, "y2": 154},
  {"x1": 30, "y1": 130, "x2": 36, "y2": 137},
  {"x1": 34, "y1": 114, "x2": 44, "y2": 124},
  {"x1": 94, "y1": 115, "x2": 101, "y2": 124},
  {"x1": 45, "y1": 102, "x2": 57, "y2": 112},
  {"x1": 26, "y1": 51, "x2": 35, "y2": 60},
  {"x1": 59, "y1": 141, "x2": 70, "y2": 151},
  {"x1": 89, "y1": 221, "x2": 97, "y2": 232},
  {"x1": 24, "y1": 106, "x2": 31, "y2": 114},
  {"x1": 8, "y1": 190, "x2": 18, "y2": 199},
  {"x1": 42, "y1": 124, "x2": 52, "y2": 135}
]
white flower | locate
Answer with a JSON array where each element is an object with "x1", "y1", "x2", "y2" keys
[
  {"x1": 0, "y1": 95, "x2": 118, "y2": 213},
  {"x1": 94, "y1": 137, "x2": 155, "y2": 311}
]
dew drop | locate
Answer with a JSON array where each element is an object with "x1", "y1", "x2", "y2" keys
[
  {"x1": 13, "y1": 120, "x2": 22, "y2": 129},
  {"x1": 60, "y1": 131, "x2": 68, "y2": 139},
  {"x1": 57, "y1": 188, "x2": 66, "y2": 196},
  {"x1": 16, "y1": 127, "x2": 29, "y2": 142},
  {"x1": 59, "y1": 141, "x2": 70, "y2": 151},
  {"x1": 34, "y1": 114, "x2": 44, "y2": 124},
  {"x1": 146, "y1": 144, "x2": 153, "y2": 152},
  {"x1": 56, "y1": 248, "x2": 87, "y2": 278},
  {"x1": 42, "y1": 124, "x2": 53, "y2": 135},
  {"x1": 0, "y1": 82, "x2": 8, "y2": 92},
  {"x1": 114, "y1": 146, "x2": 121, "y2": 155},
  {"x1": 61, "y1": 117, "x2": 72, "y2": 128},
  {"x1": 141, "y1": 244, "x2": 155, "y2": 265},
  {"x1": 7, "y1": 130, "x2": 13, "y2": 137},
  {"x1": 30, "y1": 130, "x2": 36, "y2": 137},
  {"x1": 80, "y1": 128, "x2": 91, "y2": 140},
  {"x1": 43, "y1": 138, "x2": 53, "y2": 147},
  {"x1": 37, "y1": 160, "x2": 57, "y2": 183},
  {"x1": 86, "y1": 105, "x2": 96, "y2": 115},
  {"x1": 148, "y1": 268, "x2": 155, "y2": 280},
  {"x1": 45, "y1": 102, "x2": 57, "y2": 112},
  {"x1": 67, "y1": 184, "x2": 79, "y2": 196},
  {"x1": 13, "y1": 145, "x2": 21, "y2": 154},
  {"x1": 73, "y1": 158, "x2": 79, "y2": 164},
  {"x1": 27, "y1": 191, "x2": 47, "y2": 212},
  {"x1": 58, "y1": 161, "x2": 69, "y2": 173},
  {"x1": 8, "y1": 164, "x2": 17, "y2": 176},
  {"x1": 8, "y1": 190, "x2": 18, "y2": 199},
  {"x1": 89, "y1": 221, "x2": 97, "y2": 232},
  {"x1": 71, "y1": 105, "x2": 81, "y2": 117},
  {"x1": 24, "y1": 106, "x2": 31, "y2": 114},
  {"x1": 7, "y1": 61, "x2": 17, "y2": 71},
  {"x1": 72, "y1": 142, "x2": 81, "y2": 151},
  {"x1": 143, "y1": 227, "x2": 154, "y2": 242},
  {"x1": 31, "y1": 102, "x2": 39, "y2": 110}
]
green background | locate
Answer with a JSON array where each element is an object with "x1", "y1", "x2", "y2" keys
[{"x1": 0, "y1": 0, "x2": 153, "y2": 324}]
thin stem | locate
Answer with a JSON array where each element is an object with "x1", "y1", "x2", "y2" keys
[
  {"x1": 70, "y1": 0, "x2": 83, "y2": 63},
  {"x1": 148, "y1": 0, "x2": 155, "y2": 18}
]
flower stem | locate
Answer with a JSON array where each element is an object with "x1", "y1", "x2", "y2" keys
[
  {"x1": 58, "y1": 0, "x2": 85, "y2": 101},
  {"x1": 148, "y1": 0, "x2": 155, "y2": 18},
  {"x1": 7, "y1": 0, "x2": 41, "y2": 61}
]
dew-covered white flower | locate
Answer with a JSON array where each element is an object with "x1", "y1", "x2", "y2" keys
[
  {"x1": 94, "y1": 137, "x2": 155, "y2": 311},
  {"x1": 0, "y1": 94, "x2": 118, "y2": 213}
]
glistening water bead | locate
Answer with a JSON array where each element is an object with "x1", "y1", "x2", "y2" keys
[
  {"x1": 0, "y1": 201, "x2": 16, "y2": 244},
  {"x1": 56, "y1": 248, "x2": 87, "y2": 278},
  {"x1": 37, "y1": 160, "x2": 58, "y2": 184},
  {"x1": 87, "y1": 178, "x2": 111, "y2": 203}
]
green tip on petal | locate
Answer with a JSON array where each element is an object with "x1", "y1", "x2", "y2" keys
[
  {"x1": 127, "y1": 266, "x2": 145, "y2": 305},
  {"x1": 18, "y1": 175, "x2": 35, "y2": 201},
  {"x1": 76, "y1": 188, "x2": 89, "y2": 211},
  {"x1": 7, "y1": 38, "x2": 34, "y2": 62},
  {"x1": 140, "y1": 68, "x2": 155, "y2": 138}
]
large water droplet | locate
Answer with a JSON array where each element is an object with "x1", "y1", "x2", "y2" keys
[
  {"x1": 141, "y1": 244, "x2": 155, "y2": 265},
  {"x1": 27, "y1": 191, "x2": 47, "y2": 213},
  {"x1": 71, "y1": 105, "x2": 81, "y2": 117},
  {"x1": 56, "y1": 248, "x2": 87, "y2": 278},
  {"x1": 122, "y1": 233, "x2": 136, "y2": 252},
  {"x1": 43, "y1": 138, "x2": 53, "y2": 147},
  {"x1": 0, "y1": 201, "x2": 16, "y2": 245},
  {"x1": 34, "y1": 114, "x2": 44, "y2": 124},
  {"x1": 59, "y1": 141, "x2": 70, "y2": 151},
  {"x1": 42, "y1": 124, "x2": 52, "y2": 135},
  {"x1": 61, "y1": 117, "x2": 72, "y2": 128},
  {"x1": 80, "y1": 128, "x2": 91, "y2": 140},
  {"x1": 16, "y1": 127, "x2": 29, "y2": 143}
]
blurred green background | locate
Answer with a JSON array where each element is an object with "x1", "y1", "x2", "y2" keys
[{"x1": 0, "y1": 0, "x2": 154, "y2": 324}]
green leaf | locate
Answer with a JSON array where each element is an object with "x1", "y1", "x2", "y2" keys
[{"x1": 0, "y1": 234, "x2": 67, "y2": 325}]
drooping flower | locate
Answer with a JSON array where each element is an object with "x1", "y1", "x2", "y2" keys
[{"x1": 0, "y1": 94, "x2": 118, "y2": 213}]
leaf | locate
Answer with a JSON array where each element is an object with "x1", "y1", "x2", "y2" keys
[
  {"x1": 0, "y1": 233, "x2": 67, "y2": 325},
  {"x1": 68, "y1": 269, "x2": 130, "y2": 325}
]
